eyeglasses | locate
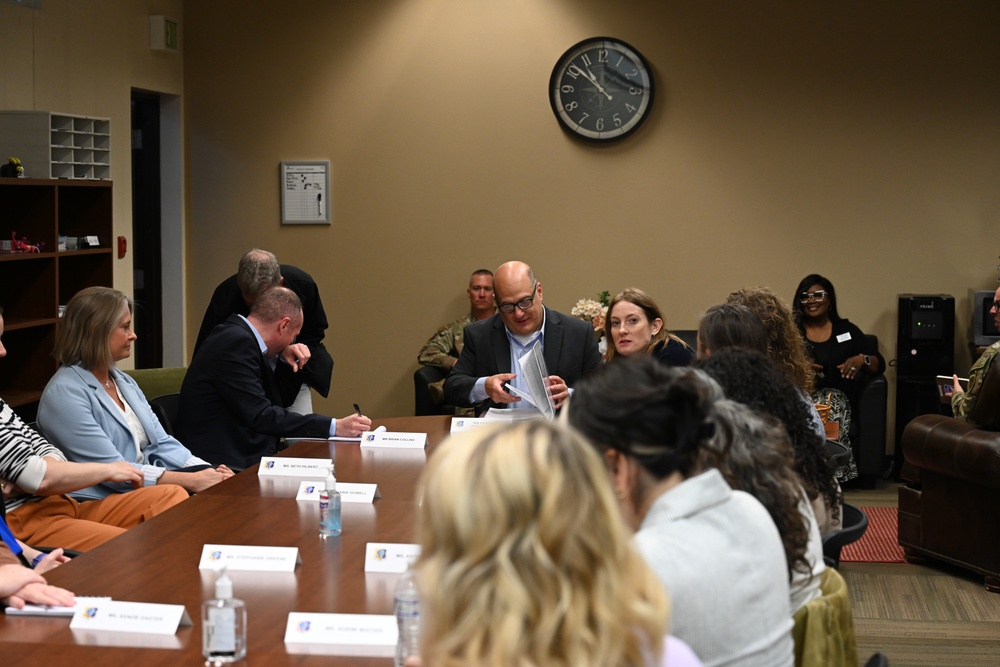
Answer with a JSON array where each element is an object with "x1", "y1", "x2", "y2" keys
[
  {"x1": 799, "y1": 290, "x2": 828, "y2": 303},
  {"x1": 497, "y1": 282, "x2": 539, "y2": 314}
]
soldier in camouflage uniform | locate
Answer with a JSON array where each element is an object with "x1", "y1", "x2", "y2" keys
[
  {"x1": 418, "y1": 270, "x2": 495, "y2": 410},
  {"x1": 951, "y1": 286, "x2": 1000, "y2": 421}
]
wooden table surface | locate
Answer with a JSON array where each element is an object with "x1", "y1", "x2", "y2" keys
[{"x1": 0, "y1": 415, "x2": 452, "y2": 664}]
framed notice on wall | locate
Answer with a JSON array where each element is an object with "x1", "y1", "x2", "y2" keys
[{"x1": 280, "y1": 161, "x2": 331, "y2": 225}]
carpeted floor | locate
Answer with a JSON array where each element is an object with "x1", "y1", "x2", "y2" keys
[{"x1": 840, "y1": 506, "x2": 906, "y2": 563}]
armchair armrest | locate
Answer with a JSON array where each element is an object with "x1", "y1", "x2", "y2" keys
[{"x1": 902, "y1": 414, "x2": 1000, "y2": 488}]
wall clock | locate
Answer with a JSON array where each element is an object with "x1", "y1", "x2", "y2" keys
[{"x1": 549, "y1": 37, "x2": 654, "y2": 142}]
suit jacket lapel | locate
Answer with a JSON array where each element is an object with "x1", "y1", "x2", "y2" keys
[
  {"x1": 491, "y1": 316, "x2": 512, "y2": 375},
  {"x1": 542, "y1": 307, "x2": 563, "y2": 374},
  {"x1": 231, "y1": 315, "x2": 284, "y2": 402},
  {"x1": 77, "y1": 366, "x2": 131, "y2": 432}
]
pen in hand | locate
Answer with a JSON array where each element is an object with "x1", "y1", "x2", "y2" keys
[{"x1": 353, "y1": 403, "x2": 363, "y2": 417}]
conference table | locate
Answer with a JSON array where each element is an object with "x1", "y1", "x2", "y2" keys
[{"x1": 0, "y1": 415, "x2": 453, "y2": 664}]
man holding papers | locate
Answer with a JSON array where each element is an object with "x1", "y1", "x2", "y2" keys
[
  {"x1": 444, "y1": 261, "x2": 601, "y2": 415},
  {"x1": 178, "y1": 287, "x2": 370, "y2": 470}
]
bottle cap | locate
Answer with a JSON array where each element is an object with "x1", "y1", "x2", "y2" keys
[{"x1": 215, "y1": 566, "x2": 233, "y2": 600}]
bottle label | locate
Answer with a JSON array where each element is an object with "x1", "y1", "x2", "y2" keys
[{"x1": 207, "y1": 607, "x2": 237, "y2": 653}]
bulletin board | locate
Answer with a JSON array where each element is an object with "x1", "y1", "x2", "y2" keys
[{"x1": 280, "y1": 161, "x2": 331, "y2": 225}]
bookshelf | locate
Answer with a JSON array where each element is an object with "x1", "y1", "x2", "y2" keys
[{"x1": 0, "y1": 178, "x2": 113, "y2": 419}]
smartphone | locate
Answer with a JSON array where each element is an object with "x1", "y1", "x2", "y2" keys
[{"x1": 936, "y1": 375, "x2": 968, "y2": 403}]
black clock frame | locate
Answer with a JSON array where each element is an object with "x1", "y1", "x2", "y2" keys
[{"x1": 548, "y1": 36, "x2": 654, "y2": 143}]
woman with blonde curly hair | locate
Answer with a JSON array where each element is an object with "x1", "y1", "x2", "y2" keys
[
  {"x1": 410, "y1": 419, "x2": 701, "y2": 667},
  {"x1": 604, "y1": 288, "x2": 694, "y2": 366}
]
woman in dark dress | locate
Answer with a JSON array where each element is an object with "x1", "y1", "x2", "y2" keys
[
  {"x1": 603, "y1": 288, "x2": 694, "y2": 367},
  {"x1": 792, "y1": 274, "x2": 884, "y2": 482}
]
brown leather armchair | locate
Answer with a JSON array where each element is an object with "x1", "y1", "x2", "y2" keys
[{"x1": 897, "y1": 350, "x2": 1000, "y2": 592}]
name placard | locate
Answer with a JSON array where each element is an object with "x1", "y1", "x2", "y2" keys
[
  {"x1": 284, "y1": 612, "x2": 397, "y2": 651},
  {"x1": 295, "y1": 481, "x2": 380, "y2": 503},
  {"x1": 360, "y1": 431, "x2": 426, "y2": 449},
  {"x1": 68, "y1": 600, "x2": 192, "y2": 635},
  {"x1": 363, "y1": 542, "x2": 421, "y2": 573},
  {"x1": 198, "y1": 544, "x2": 301, "y2": 572},
  {"x1": 259, "y1": 457, "x2": 333, "y2": 477},
  {"x1": 450, "y1": 417, "x2": 512, "y2": 433}
]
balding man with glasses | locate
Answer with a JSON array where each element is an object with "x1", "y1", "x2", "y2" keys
[{"x1": 444, "y1": 261, "x2": 601, "y2": 415}]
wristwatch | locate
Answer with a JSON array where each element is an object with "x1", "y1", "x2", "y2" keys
[{"x1": 861, "y1": 354, "x2": 871, "y2": 368}]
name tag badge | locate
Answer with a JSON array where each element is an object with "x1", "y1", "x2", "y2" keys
[
  {"x1": 295, "y1": 481, "x2": 380, "y2": 503},
  {"x1": 69, "y1": 600, "x2": 192, "y2": 635},
  {"x1": 284, "y1": 612, "x2": 396, "y2": 654},
  {"x1": 259, "y1": 457, "x2": 333, "y2": 477},
  {"x1": 836, "y1": 332, "x2": 852, "y2": 343},
  {"x1": 363, "y1": 542, "x2": 421, "y2": 573},
  {"x1": 198, "y1": 544, "x2": 301, "y2": 572},
  {"x1": 360, "y1": 431, "x2": 426, "y2": 449}
]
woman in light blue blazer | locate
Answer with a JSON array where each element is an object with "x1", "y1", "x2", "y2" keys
[{"x1": 38, "y1": 287, "x2": 233, "y2": 500}]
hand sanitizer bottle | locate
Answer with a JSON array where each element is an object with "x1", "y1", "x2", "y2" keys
[
  {"x1": 319, "y1": 465, "x2": 342, "y2": 538},
  {"x1": 202, "y1": 566, "x2": 247, "y2": 662}
]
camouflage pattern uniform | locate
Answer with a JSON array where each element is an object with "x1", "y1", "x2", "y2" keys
[
  {"x1": 418, "y1": 314, "x2": 474, "y2": 414},
  {"x1": 952, "y1": 341, "x2": 1000, "y2": 421}
]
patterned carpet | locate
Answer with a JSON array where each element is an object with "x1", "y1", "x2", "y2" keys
[{"x1": 840, "y1": 506, "x2": 906, "y2": 563}]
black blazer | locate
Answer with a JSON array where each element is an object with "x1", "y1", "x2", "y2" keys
[
  {"x1": 193, "y1": 264, "x2": 334, "y2": 404},
  {"x1": 178, "y1": 315, "x2": 331, "y2": 470},
  {"x1": 444, "y1": 307, "x2": 602, "y2": 413}
]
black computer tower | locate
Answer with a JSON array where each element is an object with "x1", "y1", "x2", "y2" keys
[{"x1": 894, "y1": 294, "x2": 954, "y2": 468}]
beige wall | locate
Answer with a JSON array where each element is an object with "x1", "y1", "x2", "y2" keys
[
  {"x1": 4, "y1": 1, "x2": 999, "y2": 454},
  {"x1": 0, "y1": 0, "x2": 184, "y2": 298},
  {"x1": 183, "y1": 1, "x2": 1000, "y2": 446}
]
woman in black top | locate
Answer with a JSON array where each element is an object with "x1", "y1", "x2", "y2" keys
[
  {"x1": 793, "y1": 274, "x2": 884, "y2": 482},
  {"x1": 603, "y1": 288, "x2": 694, "y2": 367}
]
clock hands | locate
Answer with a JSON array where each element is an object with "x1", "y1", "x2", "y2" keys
[{"x1": 578, "y1": 64, "x2": 613, "y2": 101}]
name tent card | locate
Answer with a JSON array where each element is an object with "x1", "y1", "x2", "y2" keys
[
  {"x1": 198, "y1": 545, "x2": 301, "y2": 572},
  {"x1": 259, "y1": 457, "x2": 333, "y2": 477},
  {"x1": 360, "y1": 431, "x2": 426, "y2": 449},
  {"x1": 295, "y1": 481, "x2": 380, "y2": 503},
  {"x1": 363, "y1": 542, "x2": 421, "y2": 573},
  {"x1": 284, "y1": 612, "x2": 397, "y2": 653},
  {"x1": 449, "y1": 417, "x2": 510, "y2": 433},
  {"x1": 69, "y1": 600, "x2": 192, "y2": 635}
]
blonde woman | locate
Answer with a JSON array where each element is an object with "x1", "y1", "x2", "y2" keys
[
  {"x1": 38, "y1": 287, "x2": 233, "y2": 501},
  {"x1": 410, "y1": 420, "x2": 701, "y2": 667}
]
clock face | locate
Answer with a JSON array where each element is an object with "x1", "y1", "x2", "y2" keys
[{"x1": 549, "y1": 37, "x2": 654, "y2": 142}]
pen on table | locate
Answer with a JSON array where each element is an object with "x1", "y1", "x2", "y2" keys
[{"x1": 353, "y1": 403, "x2": 363, "y2": 416}]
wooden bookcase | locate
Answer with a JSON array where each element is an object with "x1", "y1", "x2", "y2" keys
[{"x1": 0, "y1": 178, "x2": 113, "y2": 419}]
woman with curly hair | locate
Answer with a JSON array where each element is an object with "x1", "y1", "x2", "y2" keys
[
  {"x1": 604, "y1": 288, "x2": 694, "y2": 366},
  {"x1": 723, "y1": 287, "x2": 836, "y2": 467},
  {"x1": 410, "y1": 419, "x2": 702, "y2": 667},
  {"x1": 702, "y1": 399, "x2": 824, "y2": 613},
  {"x1": 697, "y1": 347, "x2": 842, "y2": 535},
  {"x1": 569, "y1": 357, "x2": 793, "y2": 667}
]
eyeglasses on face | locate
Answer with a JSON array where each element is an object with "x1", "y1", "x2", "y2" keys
[
  {"x1": 497, "y1": 282, "x2": 539, "y2": 314},
  {"x1": 799, "y1": 290, "x2": 828, "y2": 303}
]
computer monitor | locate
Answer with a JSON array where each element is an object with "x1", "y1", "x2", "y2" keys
[{"x1": 970, "y1": 289, "x2": 1000, "y2": 347}]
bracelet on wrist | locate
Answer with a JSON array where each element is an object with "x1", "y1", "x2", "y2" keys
[{"x1": 31, "y1": 553, "x2": 46, "y2": 568}]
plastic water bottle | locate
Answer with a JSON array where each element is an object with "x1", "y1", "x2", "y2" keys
[
  {"x1": 319, "y1": 465, "x2": 341, "y2": 538},
  {"x1": 394, "y1": 566, "x2": 420, "y2": 667}
]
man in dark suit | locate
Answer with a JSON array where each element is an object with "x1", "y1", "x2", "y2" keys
[
  {"x1": 444, "y1": 261, "x2": 602, "y2": 415},
  {"x1": 178, "y1": 286, "x2": 370, "y2": 470},
  {"x1": 194, "y1": 249, "x2": 333, "y2": 412}
]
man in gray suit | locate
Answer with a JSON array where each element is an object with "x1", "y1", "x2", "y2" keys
[{"x1": 444, "y1": 261, "x2": 601, "y2": 415}]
